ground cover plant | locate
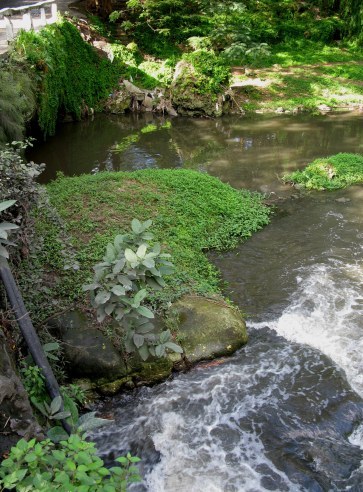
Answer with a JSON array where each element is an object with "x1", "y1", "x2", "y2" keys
[
  {"x1": 283, "y1": 153, "x2": 363, "y2": 190},
  {"x1": 20, "y1": 170, "x2": 270, "y2": 326},
  {"x1": 0, "y1": 435, "x2": 140, "y2": 491}
]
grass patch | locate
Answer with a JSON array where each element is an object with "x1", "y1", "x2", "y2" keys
[
  {"x1": 22, "y1": 170, "x2": 270, "y2": 323},
  {"x1": 283, "y1": 153, "x2": 363, "y2": 190},
  {"x1": 251, "y1": 40, "x2": 362, "y2": 68}
]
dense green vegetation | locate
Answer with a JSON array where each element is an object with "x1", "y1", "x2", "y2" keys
[
  {"x1": 19, "y1": 170, "x2": 270, "y2": 324},
  {"x1": 0, "y1": 0, "x2": 362, "y2": 143},
  {"x1": 9, "y1": 20, "x2": 120, "y2": 138},
  {"x1": 0, "y1": 64, "x2": 35, "y2": 145},
  {"x1": 283, "y1": 153, "x2": 363, "y2": 190},
  {"x1": 0, "y1": 435, "x2": 140, "y2": 491},
  {"x1": 89, "y1": 0, "x2": 363, "y2": 114}
]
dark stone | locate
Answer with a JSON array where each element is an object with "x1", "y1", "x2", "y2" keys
[{"x1": 47, "y1": 310, "x2": 127, "y2": 380}]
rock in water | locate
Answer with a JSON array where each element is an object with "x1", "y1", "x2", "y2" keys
[
  {"x1": 171, "y1": 295, "x2": 248, "y2": 363},
  {"x1": 47, "y1": 310, "x2": 127, "y2": 380}
]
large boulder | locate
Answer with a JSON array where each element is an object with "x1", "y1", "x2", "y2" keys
[
  {"x1": 171, "y1": 61, "x2": 227, "y2": 117},
  {"x1": 104, "y1": 87, "x2": 132, "y2": 114},
  {"x1": 171, "y1": 296, "x2": 248, "y2": 364},
  {"x1": 47, "y1": 310, "x2": 128, "y2": 381},
  {"x1": 47, "y1": 299, "x2": 248, "y2": 396},
  {"x1": 0, "y1": 330, "x2": 43, "y2": 456}
]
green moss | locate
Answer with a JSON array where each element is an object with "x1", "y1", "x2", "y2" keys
[
  {"x1": 283, "y1": 153, "x2": 363, "y2": 190},
  {"x1": 12, "y1": 19, "x2": 120, "y2": 138},
  {"x1": 23, "y1": 170, "x2": 270, "y2": 323}
]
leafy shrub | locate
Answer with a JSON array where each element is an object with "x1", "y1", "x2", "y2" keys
[
  {"x1": 0, "y1": 435, "x2": 140, "y2": 491},
  {"x1": 283, "y1": 153, "x2": 363, "y2": 190},
  {"x1": 0, "y1": 200, "x2": 18, "y2": 259},
  {"x1": 0, "y1": 66, "x2": 35, "y2": 145},
  {"x1": 0, "y1": 141, "x2": 44, "y2": 259},
  {"x1": 83, "y1": 219, "x2": 182, "y2": 360},
  {"x1": 137, "y1": 60, "x2": 175, "y2": 87},
  {"x1": 221, "y1": 42, "x2": 270, "y2": 65},
  {"x1": 0, "y1": 141, "x2": 44, "y2": 214},
  {"x1": 182, "y1": 49, "x2": 230, "y2": 93}
]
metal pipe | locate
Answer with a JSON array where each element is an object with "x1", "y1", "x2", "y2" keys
[{"x1": 0, "y1": 257, "x2": 71, "y2": 435}]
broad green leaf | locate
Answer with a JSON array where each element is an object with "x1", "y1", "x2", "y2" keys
[
  {"x1": 51, "y1": 411, "x2": 71, "y2": 420},
  {"x1": 82, "y1": 283, "x2": 99, "y2": 292},
  {"x1": 136, "y1": 306, "x2": 154, "y2": 319},
  {"x1": 142, "y1": 219, "x2": 152, "y2": 229},
  {"x1": 124, "y1": 248, "x2": 138, "y2": 263},
  {"x1": 133, "y1": 289, "x2": 147, "y2": 305},
  {"x1": 104, "y1": 303, "x2": 115, "y2": 315},
  {"x1": 159, "y1": 330, "x2": 171, "y2": 344},
  {"x1": 113, "y1": 258, "x2": 126, "y2": 274},
  {"x1": 114, "y1": 234, "x2": 127, "y2": 251},
  {"x1": 165, "y1": 342, "x2": 183, "y2": 353},
  {"x1": 0, "y1": 244, "x2": 9, "y2": 258},
  {"x1": 117, "y1": 275, "x2": 133, "y2": 288},
  {"x1": 114, "y1": 307, "x2": 125, "y2": 320},
  {"x1": 146, "y1": 278, "x2": 163, "y2": 290},
  {"x1": 155, "y1": 345, "x2": 164, "y2": 357},
  {"x1": 136, "y1": 243, "x2": 147, "y2": 258},
  {"x1": 131, "y1": 218, "x2": 142, "y2": 234},
  {"x1": 138, "y1": 344, "x2": 149, "y2": 361},
  {"x1": 95, "y1": 291, "x2": 111, "y2": 305},
  {"x1": 155, "y1": 277, "x2": 166, "y2": 287},
  {"x1": 141, "y1": 232, "x2": 154, "y2": 240},
  {"x1": 136, "y1": 322, "x2": 154, "y2": 334},
  {"x1": 47, "y1": 426, "x2": 70, "y2": 443},
  {"x1": 43, "y1": 342, "x2": 60, "y2": 352},
  {"x1": 133, "y1": 333, "x2": 144, "y2": 348},
  {"x1": 50, "y1": 396, "x2": 62, "y2": 415},
  {"x1": 97, "y1": 306, "x2": 107, "y2": 323},
  {"x1": 111, "y1": 285, "x2": 126, "y2": 296},
  {"x1": 0, "y1": 222, "x2": 18, "y2": 230},
  {"x1": 105, "y1": 243, "x2": 116, "y2": 262},
  {"x1": 159, "y1": 265, "x2": 174, "y2": 275},
  {"x1": 0, "y1": 200, "x2": 16, "y2": 212},
  {"x1": 153, "y1": 244, "x2": 161, "y2": 255},
  {"x1": 143, "y1": 257, "x2": 155, "y2": 269}
]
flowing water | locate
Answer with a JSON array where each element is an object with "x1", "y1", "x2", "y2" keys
[{"x1": 30, "y1": 111, "x2": 363, "y2": 490}]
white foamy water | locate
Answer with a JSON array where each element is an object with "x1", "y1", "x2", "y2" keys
[
  {"x1": 252, "y1": 260, "x2": 363, "y2": 398},
  {"x1": 93, "y1": 344, "x2": 312, "y2": 492}
]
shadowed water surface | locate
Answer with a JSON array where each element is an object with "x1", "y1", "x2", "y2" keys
[{"x1": 29, "y1": 111, "x2": 363, "y2": 197}]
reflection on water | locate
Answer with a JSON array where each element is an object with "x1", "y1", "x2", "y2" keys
[{"x1": 29, "y1": 111, "x2": 363, "y2": 195}]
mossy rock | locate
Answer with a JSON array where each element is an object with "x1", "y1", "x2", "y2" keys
[
  {"x1": 171, "y1": 295, "x2": 248, "y2": 363},
  {"x1": 171, "y1": 61, "x2": 225, "y2": 117},
  {"x1": 104, "y1": 88, "x2": 132, "y2": 114},
  {"x1": 47, "y1": 310, "x2": 128, "y2": 381}
]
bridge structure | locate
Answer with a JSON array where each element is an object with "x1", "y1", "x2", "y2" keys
[{"x1": 0, "y1": 0, "x2": 59, "y2": 55}]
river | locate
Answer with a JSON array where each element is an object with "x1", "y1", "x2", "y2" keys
[{"x1": 29, "y1": 111, "x2": 363, "y2": 491}]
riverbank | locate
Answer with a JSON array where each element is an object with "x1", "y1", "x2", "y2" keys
[{"x1": 2, "y1": 14, "x2": 363, "y2": 147}]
